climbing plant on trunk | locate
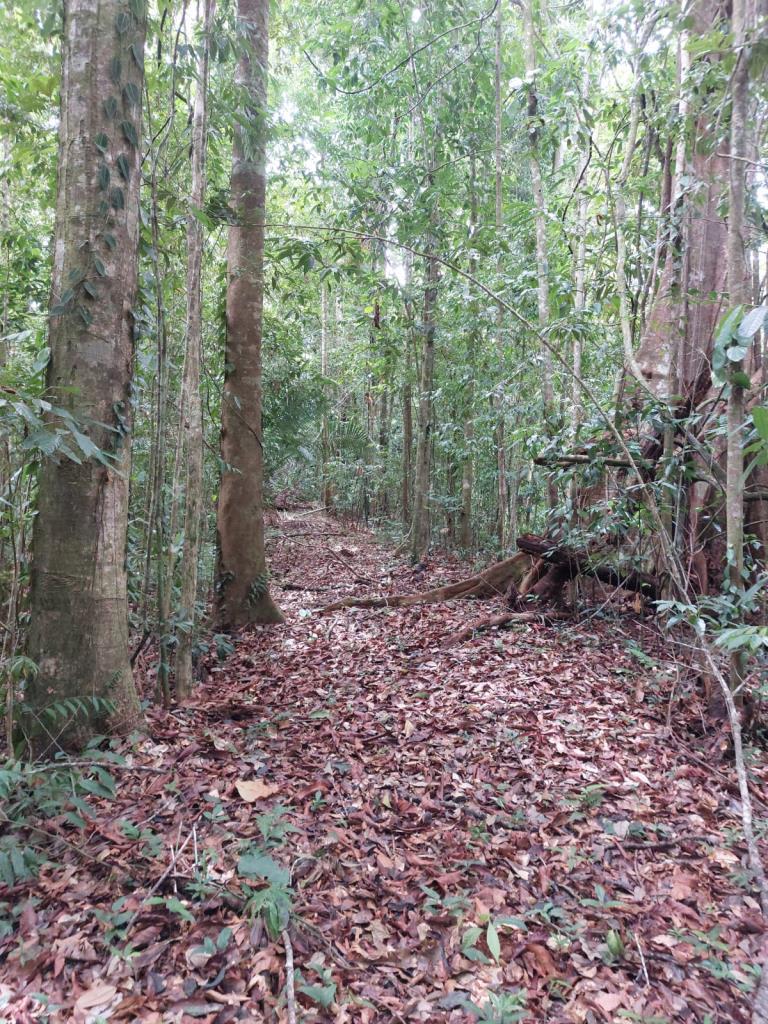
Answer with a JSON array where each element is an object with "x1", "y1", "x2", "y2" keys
[{"x1": 26, "y1": 0, "x2": 147, "y2": 754}]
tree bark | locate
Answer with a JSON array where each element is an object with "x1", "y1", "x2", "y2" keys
[
  {"x1": 493, "y1": 0, "x2": 507, "y2": 545},
  {"x1": 215, "y1": 0, "x2": 283, "y2": 628},
  {"x1": 726, "y1": 0, "x2": 750, "y2": 695},
  {"x1": 523, "y1": 0, "x2": 556, "y2": 509},
  {"x1": 176, "y1": 0, "x2": 215, "y2": 698},
  {"x1": 27, "y1": 0, "x2": 146, "y2": 753},
  {"x1": 460, "y1": 152, "x2": 479, "y2": 550},
  {"x1": 411, "y1": 248, "x2": 437, "y2": 560}
]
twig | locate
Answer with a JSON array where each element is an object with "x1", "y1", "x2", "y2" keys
[
  {"x1": 282, "y1": 928, "x2": 297, "y2": 1024},
  {"x1": 634, "y1": 931, "x2": 651, "y2": 987},
  {"x1": 324, "y1": 545, "x2": 379, "y2": 585}
]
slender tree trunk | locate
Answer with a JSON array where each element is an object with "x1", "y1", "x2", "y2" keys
[
  {"x1": 572, "y1": 167, "x2": 588, "y2": 435},
  {"x1": 493, "y1": 0, "x2": 508, "y2": 544},
  {"x1": 411, "y1": 249, "x2": 438, "y2": 560},
  {"x1": 726, "y1": 0, "x2": 750, "y2": 695},
  {"x1": 402, "y1": 379, "x2": 413, "y2": 526},
  {"x1": 523, "y1": 0, "x2": 556, "y2": 508},
  {"x1": 215, "y1": 0, "x2": 282, "y2": 627},
  {"x1": 176, "y1": 0, "x2": 215, "y2": 698},
  {"x1": 320, "y1": 282, "x2": 333, "y2": 509},
  {"x1": 461, "y1": 154, "x2": 478, "y2": 551},
  {"x1": 27, "y1": 0, "x2": 146, "y2": 754},
  {"x1": 404, "y1": 15, "x2": 439, "y2": 563}
]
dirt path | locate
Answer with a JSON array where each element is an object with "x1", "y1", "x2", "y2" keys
[{"x1": 1, "y1": 512, "x2": 765, "y2": 1022}]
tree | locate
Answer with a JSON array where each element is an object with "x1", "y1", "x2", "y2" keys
[
  {"x1": 175, "y1": 0, "x2": 216, "y2": 698},
  {"x1": 25, "y1": 0, "x2": 147, "y2": 752},
  {"x1": 215, "y1": 0, "x2": 283, "y2": 628}
]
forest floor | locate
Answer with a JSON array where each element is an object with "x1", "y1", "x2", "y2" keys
[{"x1": 2, "y1": 509, "x2": 767, "y2": 1024}]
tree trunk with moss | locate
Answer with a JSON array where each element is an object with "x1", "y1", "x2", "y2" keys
[
  {"x1": 26, "y1": 0, "x2": 146, "y2": 754},
  {"x1": 215, "y1": 0, "x2": 282, "y2": 628}
]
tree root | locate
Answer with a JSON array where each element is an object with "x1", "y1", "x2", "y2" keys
[{"x1": 319, "y1": 551, "x2": 530, "y2": 613}]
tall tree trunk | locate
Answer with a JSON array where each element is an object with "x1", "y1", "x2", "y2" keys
[
  {"x1": 402, "y1": 380, "x2": 413, "y2": 526},
  {"x1": 215, "y1": 0, "x2": 282, "y2": 627},
  {"x1": 726, "y1": 0, "x2": 750, "y2": 694},
  {"x1": 461, "y1": 154, "x2": 478, "y2": 551},
  {"x1": 176, "y1": 0, "x2": 215, "y2": 698},
  {"x1": 411, "y1": 249, "x2": 438, "y2": 560},
  {"x1": 320, "y1": 283, "x2": 333, "y2": 508},
  {"x1": 404, "y1": 14, "x2": 439, "y2": 563},
  {"x1": 493, "y1": 0, "x2": 507, "y2": 545},
  {"x1": 572, "y1": 164, "x2": 588, "y2": 435},
  {"x1": 523, "y1": 0, "x2": 556, "y2": 508},
  {"x1": 27, "y1": 0, "x2": 146, "y2": 753}
]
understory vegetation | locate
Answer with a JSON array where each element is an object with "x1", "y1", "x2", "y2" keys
[{"x1": 1, "y1": 0, "x2": 768, "y2": 1020}]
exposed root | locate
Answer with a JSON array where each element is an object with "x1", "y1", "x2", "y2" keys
[{"x1": 319, "y1": 552, "x2": 530, "y2": 613}]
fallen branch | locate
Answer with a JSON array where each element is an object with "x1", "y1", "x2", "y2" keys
[
  {"x1": 324, "y1": 545, "x2": 380, "y2": 585},
  {"x1": 319, "y1": 552, "x2": 530, "y2": 612},
  {"x1": 441, "y1": 609, "x2": 568, "y2": 648},
  {"x1": 282, "y1": 929, "x2": 297, "y2": 1024}
]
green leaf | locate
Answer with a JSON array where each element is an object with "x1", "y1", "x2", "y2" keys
[
  {"x1": 82, "y1": 280, "x2": 98, "y2": 299},
  {"x1": 727, "y1": 344, "x2": 749, "y2": 362},
  {"x1": 166, "y1": 897, "x2": 195, "y2": 922},
  {"x1": 237, "y1": 851, "x2": 289, "y2": 885},
  {"x1": 298, "y1": 982, "x2": 336, "y2": 1008},
  {"x1": 738, "y1": 305, "x2": 767, "y2": 339},
  {"x1": 120, "y1": 120, "x2": 138, "y2": 148},
  {"x1": 486, "y1": 920, "x2": 501, "y2": 962},
  {"x1": 715, "y1": 306, "x2": 743, "y2": 350},
  {"x1": 98, "y1": 164, "x2": 110, "y2": 191},
  {"x1": 753, "y1": 407, "x2": 768, "y2": 442},
  {"x1": 110, "y1": 57, "x2": 122, "y2": 83},
  {"x1": 122, "y1": 82, "x2": 140, "y2": 109},
  {"x1": 94, "y1": 133, "x2": 109, "y2": 153},
  {"x1": 110, "y1": 187, "x2": 125, "y2": 210},
  {"x1": 116, "y1": 153, "x2": 131, "y2": 181},
  {"x1": 103, "y1": 96, "x2": 119, "y2": 119},
  {"x1": 129, "y1": 42, "x2": 144, "y2": 70}
]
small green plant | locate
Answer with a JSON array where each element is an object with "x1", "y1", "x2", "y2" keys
[
  {"x1": 117, "y1": 819, "x2": 163, "y2": 859},
  {"x1": 568, "y1": 783, "x2": 607, "y2": 813},
  {"x1": 255, "y1": 805, "x2": 299, "y2": 847},
  {"x1": 239, "y1": 847, "x2": 294, "y2": 937},
  {"x1": 0, "y1": 744, "x2": 121, "y2": 884},
  {"x1": 465, "y1": 988, "x2": 528, "y2": 1023},
  {"x1": 420, "y1": 885, "x2": 470, "y2": 921},
  {"x1": 297, "y1": 954, "x2": 337, "y2": 1010}
]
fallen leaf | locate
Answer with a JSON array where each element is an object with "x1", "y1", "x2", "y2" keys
[
  {"x1": 74, "y1": 981, "x2": 117, "y2": 1011},
  {"x1": 235, "y1": 778, "x2": 279, "y2": 802}
]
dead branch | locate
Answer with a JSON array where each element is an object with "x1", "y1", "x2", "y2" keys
[
  {"x1": 442, "y1": 609, "x2": 568, "y2": 648},
  {"x1": 281, "y1": 929, "x2": 297, "y2": 1024}
]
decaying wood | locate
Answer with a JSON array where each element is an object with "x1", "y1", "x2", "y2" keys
[
  {"x1": 319, "y1": 552, "x2": 530, "y2": 612},
  {"x1": 516, "y1": 534, "x2": 660, "y2": 601}
]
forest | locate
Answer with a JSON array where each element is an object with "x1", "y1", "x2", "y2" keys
[{"x1": 1, "y1": 0, "x2": 768, "y2": 1020}]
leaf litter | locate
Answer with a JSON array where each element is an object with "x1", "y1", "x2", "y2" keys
[{"x1": 1, "y1": 511, "x2": 766, "y2": 1022}]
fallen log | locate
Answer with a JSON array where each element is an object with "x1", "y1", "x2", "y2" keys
[
  {"x1": 319, "y1": 551, "x2": 530, "y2": 613},
  {"x1": 515, "y1": 534, "x2": 660, "y2": 602}
]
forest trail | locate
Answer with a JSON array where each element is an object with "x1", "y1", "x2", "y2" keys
[{"x1": 2, "y1": 511, "x2": 765, "y2": 1023}]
